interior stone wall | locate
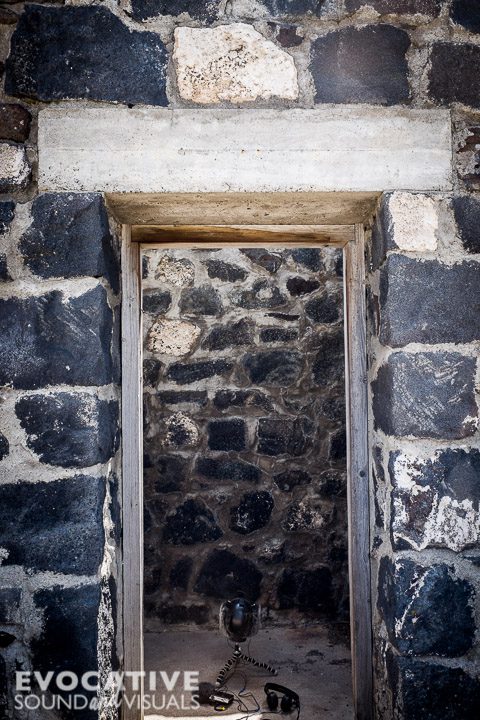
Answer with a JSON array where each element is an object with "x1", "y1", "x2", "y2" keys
[
  {"x1": 142, "y1": 246, "x2": 347, "y2": 630},
  {"x1": 1, "y1": 1, "x2": 480, "y2": 719}
]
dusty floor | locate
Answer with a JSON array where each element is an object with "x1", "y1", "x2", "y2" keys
[{"x1": 144, "y1": 625, "x2": 353, "y2": 719}]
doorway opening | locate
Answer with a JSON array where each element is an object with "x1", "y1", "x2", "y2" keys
[{"x1": 121, "y1": 221, "x2": 370, "y2": 720}]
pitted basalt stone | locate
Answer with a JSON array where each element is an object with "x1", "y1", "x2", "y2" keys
[
  {"x1": 329, "y1": 427, "x2": 346, "y2": 460},
  {"x1": 174, "y1": 24, "x2": 299, "y2": 104},
  {"x1": 378, "y1": 558, "x2": 475, "y2": 657},
  {"x1": 290, "y1": 248, "x2": 324, "y2": 271},
  {"x1": 257, "y1": 416, "x2": 312, "y2": 456},
  {"x1": 213, "y1": 389, "x2": 273, "y2": 411},
  {"x1": 372, "y1": 352, "x2": 478, "y2": 439},
  {"x1": 202, "y1": 318, "x2": 253, "y2": 350},
  {"x1": 0, "y1": 201, "x2": 14, "y2": 235},
  {"x1": 243, "y1": 349, "x2": 303, "y2": 385},
  {"x1": 143, "y1": 290, "x2": 172, "y2": 315},
  {"x1": 241, "y1": 249, "x2": 283, "y2": 273},
  {"x1": 0, "y1": 286, "x2": 116, "y2": 389},
  {"x1": 163, "y1": 499, "x2": 222, "y2": 545},
  {"x1": 0, "y1": 103, "x2": 31, "y2": 142},
  {"x1": 277, "y1": 567, "x2": 333, "y2": 613},
  {"x1": 147, "y1": 318, "x2": 201, "y2": 357},
  {"x1": 232, "y1": 279, "x2": 288, "y2": 309},
  {"x1": 311, "y1": 25, "x2": 410, "y2": 105},
  {"x1": 20, "y1": 193, "x2": 118, "y2": 290},
  {"x1": 146, "y1": 454, "x2": 188, "y2": 493},
  {"x1": 450, "y1": 0, "x2": 480, "y2": 32},
  {"x1": 429, "y1": 43, "x2": 480, "y2": 108},
  {"x1": 312, "y1": 330, "x2": 344, "y2": 386},
  {"x1": 194, "y1": 549, "x2": 262, "y2": 601},
  {"x1": 379, "y1": 255, "x2": 480, "y2": 346},
  {"x1": 167, "y1": 359, "x2": 233, "y2": 384},
  {"x1": 453, "y1": 195, "x2": 480, "y2": 254},
  {"x1": 5, "y1": 5, "x2": 168, "y2": 105},
  {"x1": 208, "y1": 418, "x2": 246, "y2": 451},
  {"x1": 0, "y1": 475, "x2": 105, "y2": 574},
  {"x1": 155, "y1": 256, "x2": 195, "y2": 286},
  {"x1": 387, "y1": 655, "x2": 480, "y2": 720},
  {"x1": 0, "y1": 433, "x2": 8, "y2": 462},
  {"x1": 274, "y1": 469, "x2": 311, "y2": 492},
  {"x1": 205, "y1": 259, "x2": 247, "y2": 282},
  {"x1": 260, "y1": 327, "x2": 298, "y2": 342},
  {"x1": 130, "y1": 0, "x2": 220, "y2": 22},
  {"x1": 262, "y1": 0, "x2": 326, "y2": 15},
  {"x1": 165, "y1": 412, "x2": 199, "y2": 447},
  {"x1": 179, "y1": 285, "x2": 223, "y2": 316},
  {"x1": 0, "y1": 143, "x2": 30, "y2": 192},
  {"x1": 389, "y1": 449, "x2": 480, "y2": 551},
  {"x1": 158, "y1": 390, "x2": 208, "y2": 407},
  {"x1": 230, "y1": 491, "x2": 274, "y2": 534},
  {"x1": 196, "y1": 456, "x2": 262, "y2": 483},
  {"x1": 305, "y1": 292, "x2": 340, "y2": 324},
  {"x1": 143, "y1": 358, "x2": 163, "y2": 387},
  {"x1": 283, "y1": 499, "x2": 328, "y2": 532},
  {"x1": 287, "y1": 276, "x2": 321, "y2": 296},
  {"x1": 16, "y1": 393, "x2": 119, "y2": 468},
  {"x1": 345, "y1": 0, "x2": 441, "y2": 13}
]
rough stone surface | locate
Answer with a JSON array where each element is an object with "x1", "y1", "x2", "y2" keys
[
  {"x1": 196, "y1": 457, "x2": 262, "y2": 483},
  {"x1": 154, "y1": 255, "x2": 195, "y2": 286},
  {"x1": 174, "y1": 24, "x2": 299, "y2": 104},
  {"x1": 15, "y1": 393, "x2": 119, "y2": 467},
  {"x1": 388, "y1": 192, "x2": 438, "y2": 252},
  {"x1": 0, "y1": 143, "x2": 29, "y2": 192},
  {"x1": 241, "y1": 249, "x2": 283, "y2": 273},
  {"x1": 20, "y1": 193, "x2": 119, "y2": 290},
  {"x1": 202, "y1": 318, "x2": 253, "y2": 350},
  {"x1": 0, "y1": 285, "x2": 116, "y2": 389},
  {"x1": 163, "y1": 500, "x2": 222, "y2": 545},
  {"x1": 194, "y1": 549, "x2": 262, "y2": 601},
  {"x1": 286, "y1": 276, "x2": 321, "y2": 296},
  {"x1": 0, "y1": 103, "x2": 31, "y2": 142},
  {"x1": 165, "y1": 412, "x2": 199, "y2": 447},
  {"x1": 372, "y1": 352, "x2": 478, "y2": 439},
  {"x1": 0, "y1": 201, "x2": 14, "y2": 236},
  {"x1": 311, "y1": 25, "x2": 410, "y2": 105},
  {"x1": 229, "y1": 491, "x2": 274, "y2": 534},
  {"x1": 378, "y1": 558, "x2": 475, "y2": 656},
  {"x1": 450, "y1": 0, "x2": 480, "y2": 33},
  {"x1": 130, "y1": 0, "x2": 220, "y2": 22},
  {"x1": 0, "y1": 433, "x2": 8, "y2": 462},
  {"x1": 232, "y1": 279, "x2": 287, "y2": 309},
  {"x1": 389, "y1": 449, "x2": 480, "y2": 551},
  {"x1": 379, "y1": 255, "x2": 480, "y2": 346},
  {"x1": 453, "y1": 195, "x2": 480, "y2": 253},
  {"x1": 312, "y1": 330, "x2": 344, "y2": 387},
  {"x1": 208, "y1": 418, "x2": 246, "y2": 451},
  {"x1": 345, "y1": 0, "x2": 441, "y2": 13},
  {"x1": 429, "y1": 43, "x2": 480, "y2": 108},
  {"x1": 146, "y1": 318, "x2": 201, "y2": 356},
  {"x1": 205, "y1": 259, "x2": 247, "y2": 282},
  {"x1": 179, "y1": 284, "x2": 223, "y2": 316},
  {"x1": 260, "y1": 327, "x2": 298, "y2": 342},
  {"x1": 243, "y1": 350, "x2": 304, "y2": 385},
  {"x1": 257, "y1": 416, "x2": 312, "y2": 455},
  {"x1": 167, "y1": 359, "x2": 233, "y2": 384},
  {"x1": 262, "y1": 0, "x2": 325, "y2": 15},
  {"x1": 274, "y1": 469, "x2": 312, "y2": 492},
  {"x1": 5, "y1": 5, "x2": 168, "y2": 105},
  {"x1": 305, "y1": 292, "x2": 340, "y2": 324},
  {"x1": 388, "y1": 656, "x2": 480, "y2": 720},
  {"x1": 143, "y1": 290, "x2": 172, "y2": 315},
  {"x1": 0, "y1": 476, "x2": 105, "y2": 574}
]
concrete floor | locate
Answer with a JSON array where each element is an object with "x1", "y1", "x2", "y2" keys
[{"x1": 144, "y1": 625, "x2": 353, "y2": 720}]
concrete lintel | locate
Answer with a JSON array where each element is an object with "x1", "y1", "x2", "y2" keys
[{"x1": 38, "y1": 106, "x2": 452, "y2": 196}]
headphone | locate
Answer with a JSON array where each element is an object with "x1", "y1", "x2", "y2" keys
[{"x1": 264, "y1": 683, "x2": 300, "y2": 715}]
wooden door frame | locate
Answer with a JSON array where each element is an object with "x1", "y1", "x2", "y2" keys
[{"x1": 120, "y1": 223, "x2": 371, "y2": 720}]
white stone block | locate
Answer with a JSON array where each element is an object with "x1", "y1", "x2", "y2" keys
[
  {"x1": 0, "y1": 143, "x2": 30, "y2": 190},
  {"x1": 174, "y1": 24, "x2": 298, "y2": 104},
  {"x1": 388, "y1": 192, "x2": 438, "y2": 252}
]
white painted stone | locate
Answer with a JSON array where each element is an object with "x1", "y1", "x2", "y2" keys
[
  {"x1": 388, "y1": 192, "x2": 438, "y2": 252},
  {"x1": 0, "y1": 143, "x2": 29, "y2": 189},
  {"x1": 174, "y1": 24, "x2": 298, "y2": 104},
  {"x1": 154, "y1": 255, "x2": 195, "y2": 287},
  {"x1": 165, "y1": 413, "x2": 199, "y2": 447},
  {"x1": 146, "y1": 318, "x2": 200, "y2": 356},
  {"x1": 38, "y1": 106, "x2": 453, "y2": 194}
]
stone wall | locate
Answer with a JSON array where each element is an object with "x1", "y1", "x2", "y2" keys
[
  {"x1": 142, "y1": 247, "x2": 346, "y2": 629},
  {"x1": 0, "y1": 0, "x2": 479, "y2": 719}
]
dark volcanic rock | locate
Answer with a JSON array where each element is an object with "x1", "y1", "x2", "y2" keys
[
  {"x1": 205, "y1": 259, "x2": 247, "y2": 282},
  {"x1": 240, "y1": 249, "x2": 283, "y2": 273},
  {"x1": 213, "y1": 389, "x2": 273, "y2": 411},
  {"x1": 372, "y1": 352, "x2": 477, "y2": 439},
  {"x1": 379, "y1": 255, "x2": 480, "y2": 345},
  {"x1": 312, "y1": 330, "x2": 344, "y2": 386},
  {"x1": 305, "y1": 292, "x2": 340, "y2": 324},
  {"x1": 208, "y1": 418, "x2": 246, "y2": 451},
  {"x1": 428, "y1": 42, "x2": 480, "y2": 108},
  {"x1": 290, "y1": 248, "x2": 324, "y2": 271},
  {"x1": 0, "y1": 202, "x2": 14, "y2": 236},
  {"x1": 262, "y1": 0, "x2": 326, "y2": 15},
  {"x1": 453, "y1": 195, "x2": 480, "y2": 253},
  {"x1": 143, "y1": 290, "x2": 172, "y2": 314},
  {"x1": 450, "y1": 0, "x2": 480, "y2": 32},
  {"x1": 196, "y1": 457, "x2": 262, "y2": 483},
  {"x1": 167, "y1": 359, "x2": 233, "y2": 384},
  {"x1": 259, "y1": 327, "x2": 298, "y2": 342},
  {"x1": 311, "y1": 25, "x2": 410, "y2": 105},
  {"x1": 329, "y1": 428, "x2": 346, "y2": 460},
  {"x1": 16, "y1": 393, "x2": 119, "y2": 467},
  {"x1": 163, "y1": 499, "x2": 222, "y2": 545},
  {"x1": 0, "y1": 588, "x2": 21, "y2": 625},
  {"x1": 202, "y1": 318, "x2": 253, "y2": 350},
  {"x1": 274, "y1": 468, "x2": 312, "y2": 492},
  {"x1": 277, "y1": 567, "x2": 333, "y2": 613},
  {"x1": 32, "y1": 584, "x2": 100, "y2": 720},
  {"x1": 0, "y1": 285, "x2": 116, "y2": 389},
  {"x1": 158, "y1": 390, "x2": 208, "y2": 406},
  {"x1": 0, "y1": 476, "x2": 105, "y2": 574},
  {"x1": 5, "y1": 5, "x2": 168, "y2": 106},
  {"x1": 148, "y1": 454, "x2": 189, "y2": 493},
  {"x1": 0, "y1": 433, "x2": 8, "y2": 462},
  {"x1": 286, "y1": 276, "x2": 321, "y2": 296},
  {"x1": 170, "y1": 557, "x2": 193, "y2": 590},
  {"x1": 179, "y1": 284, "x2": 223, "y2": 316},
  {"x1": 143, "y1": 358, "x2": 163, "y2": 387},
  {"x1": 243, "y1": 350, "x2": 303, "y2": 385},
  {"x1": 194, "y1": 549, "x2": 262, "y2": 601},
  {"x1": 232, "y1": 279, "x2": 287, "y2": 310},
  {"x1": 257, "y1": 416, "x2": 312, "y2": 456},
  {"x1": 130, "y1": 0, "x2": 220, "y2": 22},
  {"x1": 0, "y1": 103, "x2": 31, "y2": 142},
  {"x1": 378, "y1": 558, "x2": 475, "y2": 656},
  {"x1": 346, "y1": 0, "x2": 441, "y2": 13},
  {"x1": 230, "y1": 491, "x2": 274, "y2": 534},
  {"x1": 20, "y1": 193, "x2": 118, "y2": 290}
]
